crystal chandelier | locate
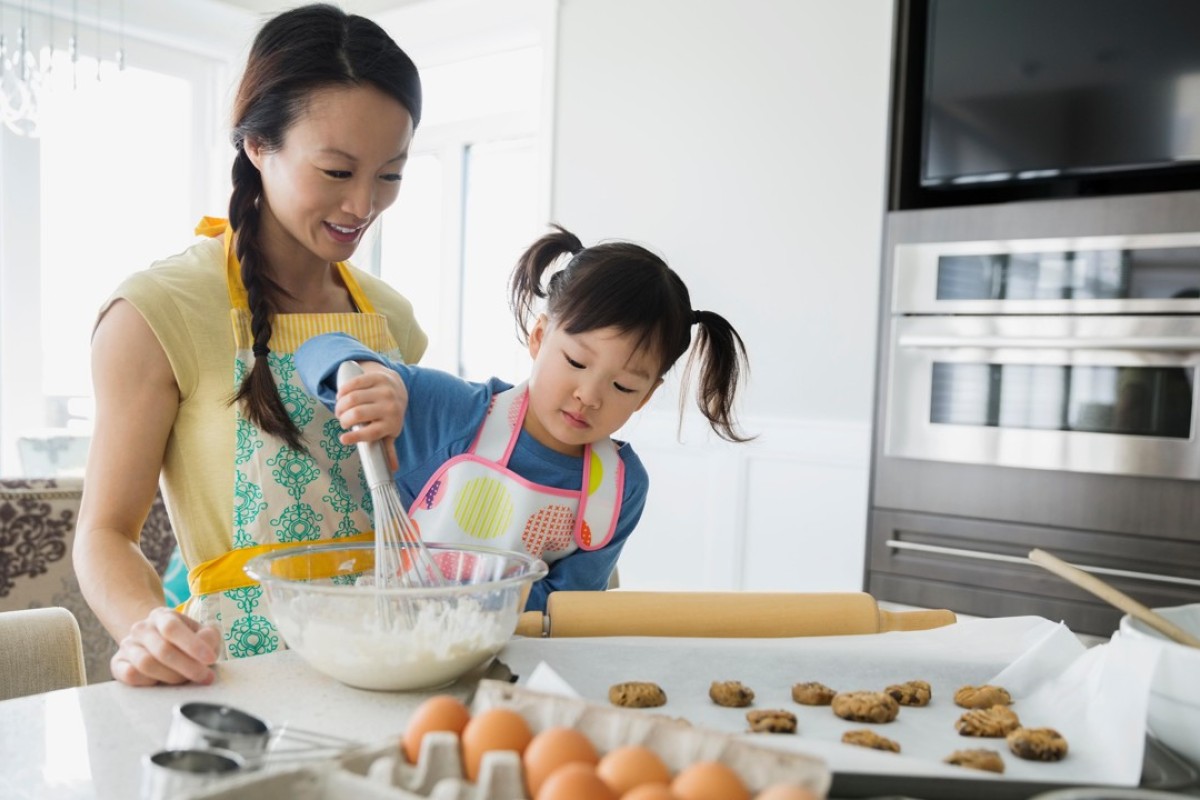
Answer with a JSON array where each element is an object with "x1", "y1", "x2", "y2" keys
[{"x1": 0, "y1": 0, "x2": 125, "y2": 138}]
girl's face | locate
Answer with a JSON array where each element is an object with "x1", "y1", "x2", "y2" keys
[
  {"x1": 524, "y1": 315, "x2": 663, "y2": 456},
  {"x1": 246, "y1": 83, "x2": 414, "y2": 272}
]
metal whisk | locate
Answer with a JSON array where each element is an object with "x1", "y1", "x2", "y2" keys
[{"x1": 337, "y1": 361, "x2": 444, "y2": 589}]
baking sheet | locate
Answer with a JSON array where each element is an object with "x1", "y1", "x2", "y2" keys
[{"x1": 498, "y1": 615, "x2": 1161, "y2": 787}]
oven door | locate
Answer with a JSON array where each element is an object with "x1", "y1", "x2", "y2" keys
[{"x1": 886, "y1": 315, "x2": 1200, "y2": 480}]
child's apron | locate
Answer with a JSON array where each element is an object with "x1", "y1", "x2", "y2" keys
[
  {"x1": 182, "y1": 217, "x2": 402, "y2": 659},
  {"x1": 409, "y1": 382, "x2": 624, "y2": 565}
]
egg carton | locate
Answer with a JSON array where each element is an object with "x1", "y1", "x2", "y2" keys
[{"x1": 186, "y1": 679, "x2": 831, "y2": 799}]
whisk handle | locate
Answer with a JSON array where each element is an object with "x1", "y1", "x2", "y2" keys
[{"x1": 336, "y1": 360, "x2": 394, "y2": 489}]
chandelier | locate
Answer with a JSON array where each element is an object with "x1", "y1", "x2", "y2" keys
[{"x1": 0, "y1": 0, "x2": 125, "y2": 138}]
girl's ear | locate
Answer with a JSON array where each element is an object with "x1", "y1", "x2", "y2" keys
[{"x1": 528, "y1": 314, "x2": 550, "y2": 359}]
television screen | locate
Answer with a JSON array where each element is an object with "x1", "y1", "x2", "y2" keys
[{"x1": 922, "y1": 0, "x2": 1200, "y2": 189}]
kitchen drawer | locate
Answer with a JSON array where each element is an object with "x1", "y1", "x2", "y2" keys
[{"x1": 866, "y1": 508, "x2": 1200, "y2": 636}]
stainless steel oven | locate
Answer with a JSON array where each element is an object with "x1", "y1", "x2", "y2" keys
[
  {"x1": 867, "y1": 196, "x2": 1200, "y2": 637},
  {"x1": 885, "y1": 233, "x2": 1200, "y2": 481}
]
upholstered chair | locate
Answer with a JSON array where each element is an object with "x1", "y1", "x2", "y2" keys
[
  {"x1": 0, "y1": 607, "x2": 87, "y2": 700},
  {"x1": 0, "y1": 478, "x2": 176, "y2": 684}
]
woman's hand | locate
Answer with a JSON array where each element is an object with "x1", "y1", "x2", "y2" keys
[
  {"x1": 110, "y1": 607, "x2": 222, "y2": 686},
  {"x1": 333, "y1": 360, "x2": 408, "y2": 472}
]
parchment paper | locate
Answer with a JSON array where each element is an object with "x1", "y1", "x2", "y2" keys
[{"x1": 498, "y1": 616, "x2": 1162, "y2": 786}]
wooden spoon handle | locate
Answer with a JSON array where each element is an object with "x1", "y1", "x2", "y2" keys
[{"x1": 1028, "y1": 548, "x2": 1200, "y2": 648}]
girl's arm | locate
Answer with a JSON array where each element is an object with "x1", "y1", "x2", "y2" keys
[
  {"x1": 74, "y1": 300, "x2": 221, "y2": 686},
  {"x1": 295, "y1": 332, "x2": 410, "y2": 472}
]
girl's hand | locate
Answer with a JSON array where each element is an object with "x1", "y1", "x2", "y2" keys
[
  {"x1": 110, "y1": 607, "x2": 221, "y2": 686},
  {"x1": 334, "y1": 360, "x2": 407, "y2": 473}
]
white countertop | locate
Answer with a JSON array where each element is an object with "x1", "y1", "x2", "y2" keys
[
  {"x1": 0, "y1": 617, "x2": 1180, "y2": 799},
  {"x1": 0, "y1": 649, "x2": 478, "y2": 800}
]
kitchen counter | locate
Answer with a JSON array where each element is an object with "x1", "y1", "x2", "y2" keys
[
  {"x1": 0, "y1": 648, "x2": 479, "y2": 800},
  {"x1": 1, "y1": 620, "x2": 1196, "y2": 800}
]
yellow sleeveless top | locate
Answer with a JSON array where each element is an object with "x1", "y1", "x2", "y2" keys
[{"x1": 101, "y1": 234, "x2": 427, "y2": 571}]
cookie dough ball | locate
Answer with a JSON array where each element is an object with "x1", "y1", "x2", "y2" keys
[
  {"x1": 842, "y1": 729, "x2": 900, "y2": 753},
  {"x1": 945, "y1": 748, "x2": 1005, "y2": 773},
  {"x1": 885, "y1": 679, "x2": 931, "y2": 707},
  {"x1": 710, "y1": 680, "x2": 755, "y2": 708},
  {"x1": 791, "y1": 681, "x2": 837, "y2": 706},
  {"x1": 745, "y1": 709, "x2": 797, "y2": 734},
  {"x1": 831, "y1": 691, "x2": 900, "y2": 724},
  {"x1": 609, "y1": 681, "x2": 667, "y2": 708},
  {"x1": 954, "y1": 684, "x2": 1012, "y2": 709},
  {"x1": 955, "y1": 705, "x2": 1021, "y2": 737},
  {"x1": 1007, "y1": 727, "x2": 1069, "y2": 761}
]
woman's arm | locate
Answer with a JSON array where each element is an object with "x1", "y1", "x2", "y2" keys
[{"x1": 74, "y1": 299, "x2": 220, "y2": 686}]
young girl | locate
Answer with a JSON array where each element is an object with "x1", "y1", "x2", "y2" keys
[{"x1": 295, "y1": 225, "x2": 750, "y2": 610}]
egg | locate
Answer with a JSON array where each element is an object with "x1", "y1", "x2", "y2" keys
[
  {"x1": 459, "y1": 707, "x2": 534, "y2": 782},
  {"x1": 401, "y1": 695, "x2": 471, "y2": 764},
  {"x1": 622, "y1": 785, "x2": 679, "y2": 800},
  {"x1": 754, "y1": 786, "x2": 820, "y2": 800},
  {"x1": 596, "y1": 745, "x2": 672, "y2": 795},
  {"x1": 670, "y1": 761, "x2": 749, "y2": 800},
  {"x1": 523, "y1": 726, "x2": 600, "y2": 796},
  {"x1": 537, "y1": 762, "x2": 617, "y2": 800}
]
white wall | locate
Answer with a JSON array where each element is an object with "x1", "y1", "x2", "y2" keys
[
  {"x1": 551, "y1": 0, "x2": 894, "y2": 591},
  {"x1": 19, "y1": 0, "x2": 895, "y2": 592}
]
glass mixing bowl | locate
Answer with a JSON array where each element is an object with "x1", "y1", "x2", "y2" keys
[{"x1": 243, "y1": 542, "x2": 547, "y2": 691}]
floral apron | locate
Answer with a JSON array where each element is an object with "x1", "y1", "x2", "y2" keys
[
  {"x1": 182, "y1": 217, "x2": 402, "y2": 659},
  {"x1": 409, "y1": 382, "x2": 623, "y2": 565}
]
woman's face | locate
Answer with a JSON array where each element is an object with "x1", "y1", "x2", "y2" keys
[{"x1": 246, "y1": 83, "x2": 414, "y2": 271}]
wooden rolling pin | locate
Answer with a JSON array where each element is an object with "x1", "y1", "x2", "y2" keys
[{"x1": 513, "y1": 591, "x2": 956, "y2": 638}]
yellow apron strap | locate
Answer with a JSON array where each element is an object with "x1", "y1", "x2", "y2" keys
[
  {"x1": 335, "y1": 261, "x2": 376, "y2": 314},
  {"x1": 194, "y1": 216, "x2": 228, "y2": 238},
  {"x1": 192, "y1": 216, "x2": 375, "y2": 314},
  {"x1": 187, "y1": 531, "x2": 377, "y2": 598}
]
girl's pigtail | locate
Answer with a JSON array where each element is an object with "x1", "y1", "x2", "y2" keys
[
  {"x1": 510, "y1": 224, "x2": 583, "y2": 343},
  {"x1": 686, "y1": 309, "x2": 754, "y2": 443},
  {"x1": 229, "y1": 145, "x2": 306, "y2": 451}
]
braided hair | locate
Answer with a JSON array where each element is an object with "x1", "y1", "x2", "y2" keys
[{"x1": 228, "y1": 3, "x2": 421, "y2": 450}]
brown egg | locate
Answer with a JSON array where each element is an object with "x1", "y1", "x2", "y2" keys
[
  {"x1": 400, "y1": 695, "x2": 471, "y2": 764},
  {"x1": 622, "y1": 784, "x2": 679, "y2": 800},
  {"x1": 523, "y1": 726, "x2": 600, "y2": 796},
  {"x1": 459, "y1": 707, "x2": 534, "y2": 782},
  {"x1": 755, "y1": 785, "x2": 820, "y2": 800},
  {"x1": 671, "y1": 761, "x2": 750, "y2": 800},
  {"x1": 597, "y1": 745, "x2": 672, "y2": 795},
  {"x1": 537, "y1": 762, "x2": 617, "y2": 800}
]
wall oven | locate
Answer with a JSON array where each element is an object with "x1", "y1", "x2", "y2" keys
[
  {"x1": 867, "y1": 211, "x2": 1200, "y2": 636},
  {"x1": 886, "y1": 234, "x2": 1200, "y2": 481}
]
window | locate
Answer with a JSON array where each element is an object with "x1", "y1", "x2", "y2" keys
[
  {"x1": 376, "y1": 43, "x2": 548, "y2": 381},
  {"x1": 0, "y1": 29, "x2": 226, "y2": 476},
  {"x1": 0, "y1": 3, "x2": 552, "y2": 476}
]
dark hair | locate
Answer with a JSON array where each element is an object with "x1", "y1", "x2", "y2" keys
[
  {"x1": 229, "y1": 3, "x2": 422, "y2": 450},
  {"x1": 510, "y1": 224, "x2": 752, "y2": 443}
]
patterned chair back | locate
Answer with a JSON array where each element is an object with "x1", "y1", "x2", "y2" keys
[{"x1": 0, "y1": 478, "x2": 176, "y2": 684}]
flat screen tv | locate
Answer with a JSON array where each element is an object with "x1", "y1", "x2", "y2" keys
[{"x1": 890, "y1": 0, "x2": 1200, "y2": 209}]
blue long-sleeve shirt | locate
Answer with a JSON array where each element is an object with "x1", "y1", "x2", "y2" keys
[{"x1": 294, "y1": 332, "x2": 649, "y2": 612}]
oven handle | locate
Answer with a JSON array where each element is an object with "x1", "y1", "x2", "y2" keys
[
  {"x1": 896, "y1": 334, "x2": 1200, "y2": 351},
  {"x1": 886, "y1": 540, "x2": 1200, "y2": 588}
]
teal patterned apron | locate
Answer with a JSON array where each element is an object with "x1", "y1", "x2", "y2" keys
[{"x1": 183, "y1": 217, "x2": 402, "y2": 659}]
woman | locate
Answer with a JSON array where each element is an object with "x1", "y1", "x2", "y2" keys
[{"x1": 74, "y1": 4, "x2": 426, "y2": 687}]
